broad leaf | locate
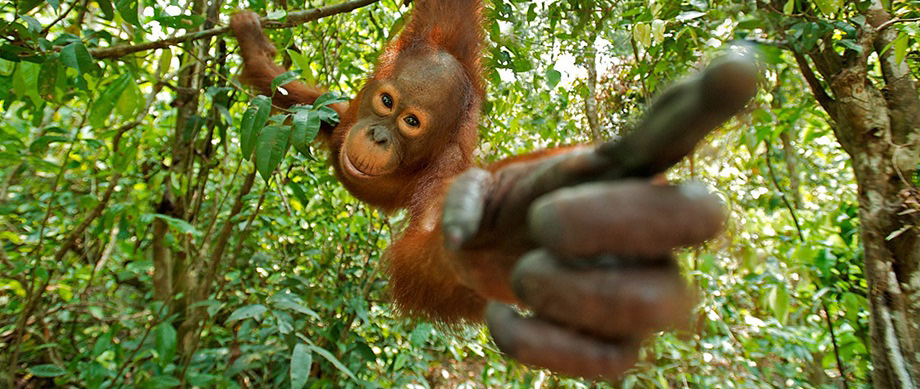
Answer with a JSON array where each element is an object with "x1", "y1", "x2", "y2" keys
[
  {"x1": 152, "y1": 214, "x2": 200, "y2": 236},
  {"x1": 226, "y1": 304, "x2": 267, "y2": 323},
  {"x1": 60, "y1": 42, "x2": 93, "y2": 75},
  {"x1": 114, "y1": 0, "x2": 142, "y2": 27},
  {"x1": 270, "y1": 70, "x2": 301, "y2": 93},
  {"x1": 308, "y1": 345, "x2": 357, "y2": 381},
  {"x1": 28, "y1": 364, "x2": 66, "y2": 377},
  {"x1": 290, "y1": 343, "x2": 312, "y2": 389},
  {"x1": 154, "y1": 322, "x2": 177, "y2": 366},
  {"x1": 90, "y1": 74, "x2": 132, "y2": 128},
  {"x1": 544, "y1": 67, "x2": 561, "y2": 89},
  {"x1": 291, "y1": 109, "x2": 320, "y2": 156},
  {"x1": 312, "y1": 92, "x2": 346, "y2": 109},
  {"x1": 38, "y1": 56, "x2": 59, "y2": 102},
  {"x1": 255, "y1": 125, "x2": 290, "y2": 182},
  {"x1": 240, "y1": 95, "x2": 272, "y2": 159}
]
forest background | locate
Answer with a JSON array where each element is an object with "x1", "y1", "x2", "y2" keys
[{"x1": 1, "y1": 0, "x2": 919, "y2": 387}]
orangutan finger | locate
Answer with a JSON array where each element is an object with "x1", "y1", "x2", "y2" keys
[
  {"x1": 528, "y1": 181, "x2": 724, "y2": 258},
  {"x1": 486, "y1": 302, "x2": 640, "y2": 379},
  {"x1": 591, "y1": 52, "x2": 760, "y2": 179},
  {"x1": 442, "y1": 168, "x2": 493, "y2": 250},
  {"x1": 511, "y1": 250, "x2": 692, "y2": 339}
]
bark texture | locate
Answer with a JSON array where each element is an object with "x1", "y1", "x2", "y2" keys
[{"x1": 774, "y1": 1, "x2": 920, "y2": 385}]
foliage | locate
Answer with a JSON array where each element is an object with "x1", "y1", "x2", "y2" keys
[{"x1": 1, "y1": 0, "x2": 917, "y2": 387}]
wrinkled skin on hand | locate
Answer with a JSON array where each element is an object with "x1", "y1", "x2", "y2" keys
[{"x1": 441, "y1": 55, "x2": 759, "y2": 379}]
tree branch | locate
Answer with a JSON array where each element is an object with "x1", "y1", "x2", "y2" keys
[
  {"x1": 791, "y1": 50, "x2": 835, "y2": 113},
  {"x1": 52, "y1": 171, "x2": 122, "y2": 262},
  {"x1": 88, "y1": 0, "x2": 381, "y2": 59},
  {"x1": 877, "y1": 17, "x2": 920, "y2": 32}
]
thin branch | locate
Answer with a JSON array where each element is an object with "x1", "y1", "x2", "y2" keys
[
  {"x1": 822, "y1": 301, "x2": 851, "y2": 389},
  {"x1": 111, "y1": 301, "x2": 170, "y2": 387},
  {"x1": 764, "y1": 139, "x2": 804, "y2": 240},
  {"x1": 39, "y1": 0, "x2": 81, "y2": 36},
  {"x1": 764, "y1": 139, "x2": 850, "y2": 388},
  {"x1": 51, "y1": 171, "x2": 122, "y2": 262},
  {"x1": 744, "y1": 38, "x2": 790, "y2": 49},
  {"x1": 199, "y1": 169, "x2": 257, "y2": 302},
  {"x1": 179, "y1": 180, "x2": 265, "y2": 381},
  {"x1": 87, "y1": 0, "x2": 381, "y2": 59},
  {"x1": 791, "y1": 50, "x2": 835, "y2": 113},
  {"x1": 877, "y1": 17, "x2": 920, "y2": 32}
]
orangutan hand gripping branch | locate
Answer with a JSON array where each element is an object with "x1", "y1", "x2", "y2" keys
[{"x1": 230, "y1": 0, "x2": 757, "y2": 379}]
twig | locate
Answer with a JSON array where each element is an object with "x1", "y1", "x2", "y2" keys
[
  {"x1": 179, "y1": 182, "x2": 266, "y2": 382},
  {"x1": 39, "y1": 0, "x2": 81, "y2": 36},
  {"x1": 877, "y1": 17, "x2": 920, "y2": 32},
  {"x1": 87, "y1": 0, "x2": 381, "y2": 59},
  {"x1": 763, "y1": 139, "x2": 803, "y2": 240},
  {"x1": 791, "y1": 50, "x2": 835, "y2": 115},
  {"x1": 764, "y1": 139, "x2": 849, "y2": 388},
  {"x1": 111, "y1": 301, "x2": 170, "y2": 388},
  {"x1": 822, "y1": 301, "x2": 850, "y2": 388}
]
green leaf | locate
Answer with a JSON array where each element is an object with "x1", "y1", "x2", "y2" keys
[
  {"x1": 97, "y1": 0, "x2": 115, "y2": 20},
  {"x1": 270, "y1": 70, "x2": 302, "y2": 94},
  {"x1": 38, "y1": 55, "x2": 61, "y2": 102},
  {"x1": 633, "y1": 22, "x2": 651, "y2": 47},
  {"x1": 291, "y1": 109, "x2": 320, "y2": 156},
  {"x1": 116, "y1": 82, "x2": 140, "y2": 117},
  {"x1": 226, "y1": 304, "x2": 267, "y2": 323},
  {"x1": 14, "y1": 61, "x2": 41, "y2": 106},
  {"x1": 240, "y1": 95, "x2": 272, "y2": 159},
  {"x1": 286, "y1": 181, "x2": 310, "y2": 206},
  {"x1": 17, "y1": 0, "x2": 43, "y2": 13},
  {"x1": 90, "y1": 74, "x2": 132, "y2": 128},
  {"x1": 650, "y1": 19, "x2": 666, "y2": 43},
  {"x1": 60, "y1": 42, "x2": 94, "y2": 75},
  {"x1": 315, "y1": 106, "x2": 340, "y2": 125},
  {"x1": 838, "y1": 39, "x2": 863, "y2": 54},
  {"x1": 308, "y1": 345, "x2": 357, "y2": 381},
  {"x1": 29, "y1": 135, "x2": 69, "y2": 153},
  {"x1": 155, "y1": 15, "x2": 205, "y2": 29},
  {"x1": 28, "y1": 364, "x2": 66, "y2": 377},
  {"x1": 409, "y1": 323, "x2": 432, "y2": 347},
  {"x1": 255, "y1": 125, "x2": 290, "y2": 182},
  {"x1": 290, "y1": 343, "x2": 312, "y2": 389},
  {"x1": 544, "y1": 67, "x2": 561, "y2": 89},
  {"x1": 114, "y1": 0, "x2": 142, "y2": 27},
  {"x1": 768, "y1": 285, "x2": 790, "y2": 324},
  {"x1": 353, "y1": 341, "x2": 376, "y2": 361},
  {"x1": 312, "y1": 92, "x2": 346, "y2": 109},
  {"x1": 893, "y1": 32, "x2": 908, "y2": 65},
  {"x1": 20, "y1": 15, "x2": 42, "y2": 34},
  {"x1": 286, "y1": 49, "x2": 315, "y2": 84},
  {"x1": 154, "y1": 322, "x2": 177, "y2": 365},
  {"x1": 152, "y1": 214, "x2": 200, "y2": 236},
  {"x1": 187, "y1": 373, "x2": 219, "y2": 387},
  {"x1": 814, "y1": 0, "x2": 840, "y2": 15},
  {"x1": 158, "y1": 48, "x2": 173, "y2": 73},
  {"x1": 273, "y1": 310, "x2": 294, "y2": 334},
  {"x1": 146, "y1": 375, "x2": 181, "y2": 387},
  {"x1": 273, "y1": 300, "x2": 321, "y2": 320},
  {"x1": 783, "y1": 0, "x2": 795, "y2": 14}
]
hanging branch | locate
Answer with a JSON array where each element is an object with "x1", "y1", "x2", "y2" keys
[{"x1": 88, "y1": 0, "x2": 381, "y2": 59}]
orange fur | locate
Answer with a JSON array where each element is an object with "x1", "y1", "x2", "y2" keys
[{"x1": 233, "y1": 0, "x2": 585, "y2": 323}]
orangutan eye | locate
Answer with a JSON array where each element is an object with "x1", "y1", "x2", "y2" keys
[
  {"x1": 404, "y1": 115, "x2": 420, "y2": 127},
  {"x1": 381, "y1": 93, "x2": 393, "y2": 109}
]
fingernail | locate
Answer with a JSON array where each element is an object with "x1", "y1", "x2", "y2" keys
[{"x1": 444, "y1": 225, "x2": 466, "y2": 250}]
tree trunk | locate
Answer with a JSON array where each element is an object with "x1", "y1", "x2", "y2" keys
[{"x1": 788, "y1": 1, "x2": 920, "y2": 385}]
